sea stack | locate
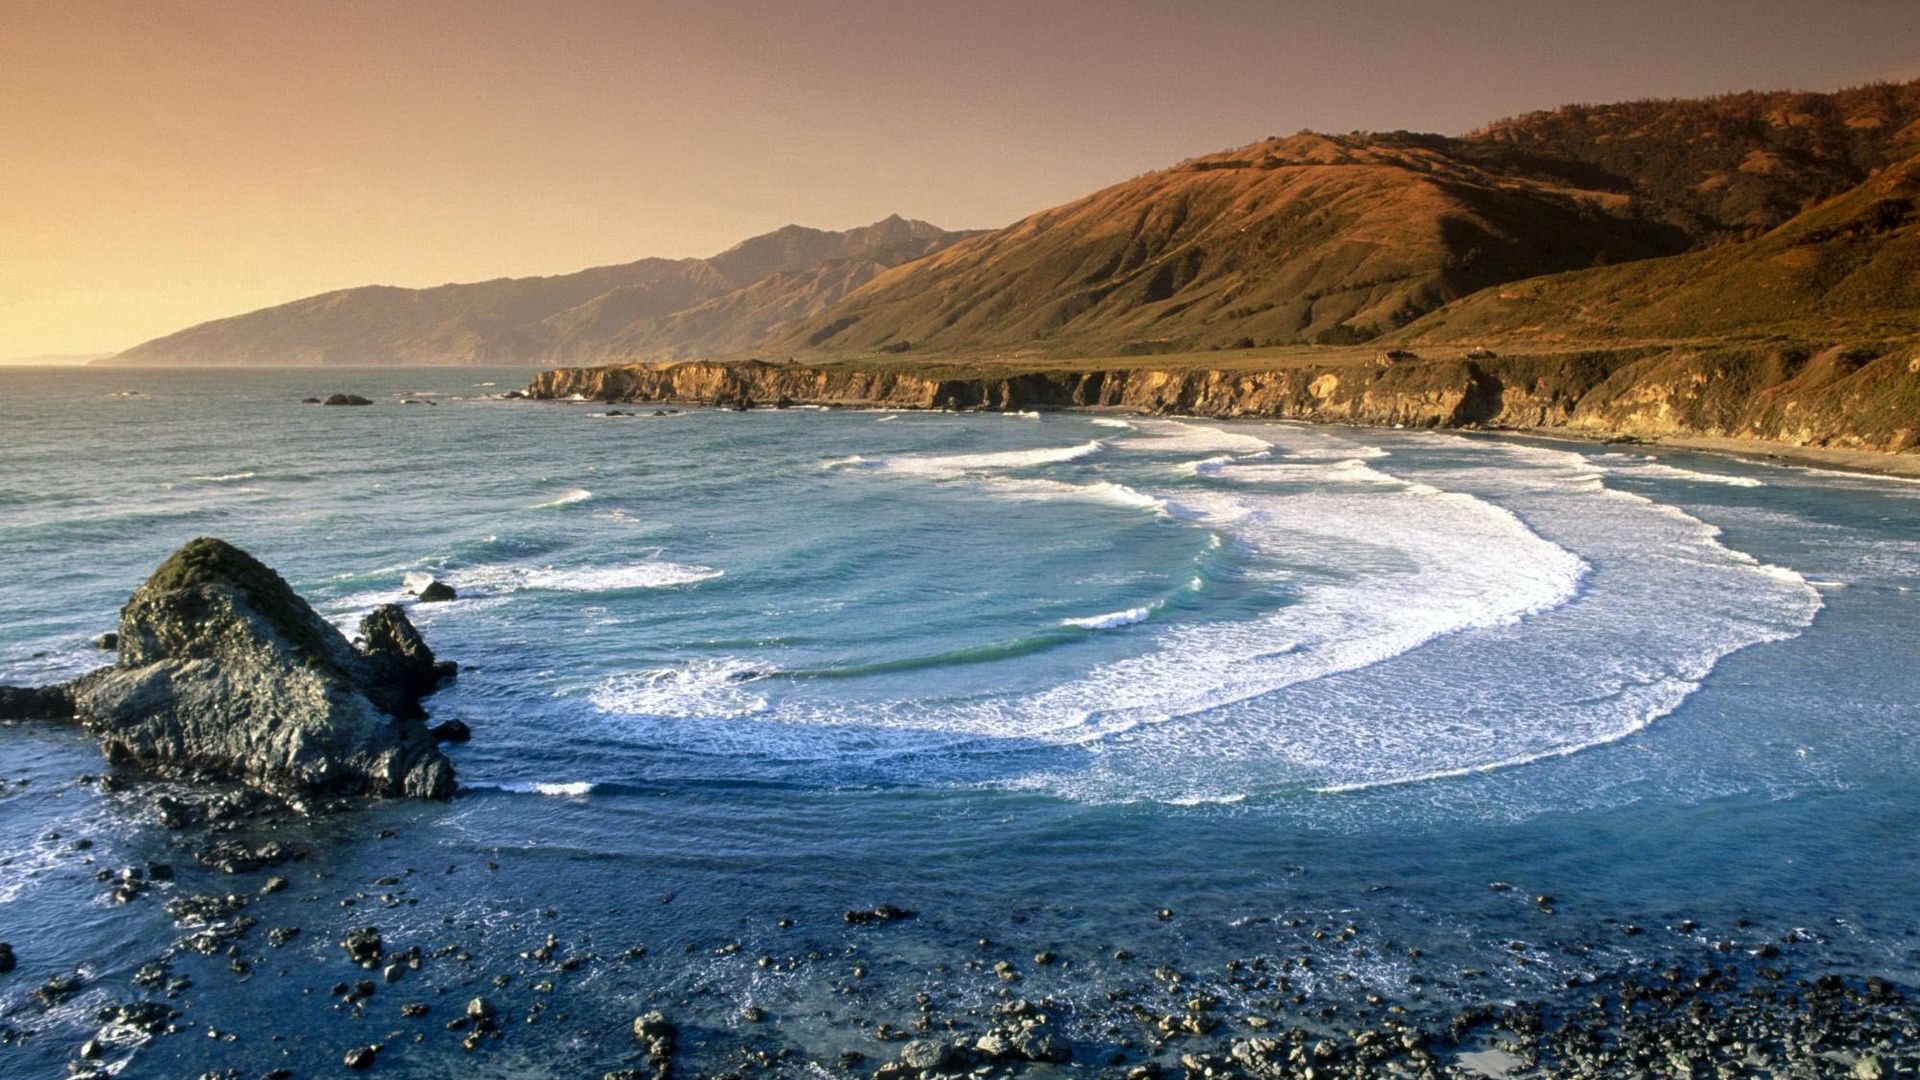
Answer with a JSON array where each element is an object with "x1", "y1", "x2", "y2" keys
[{"x1": 5, "y1": 538, "x2": 458, "y2": 799}]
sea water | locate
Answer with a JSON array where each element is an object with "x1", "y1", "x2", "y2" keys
[{"x1": 0, "y1": 367, "x2": 1916, "y2": 1075}]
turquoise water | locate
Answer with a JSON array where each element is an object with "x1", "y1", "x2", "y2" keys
[{"x1": 1, "y1": 367, "x2": 1917, "y2": 1075}]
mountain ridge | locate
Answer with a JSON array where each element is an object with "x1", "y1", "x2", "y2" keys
[
  {"x1": 104, "y1": 216, "x2": 978, "y2": 367},
  {"x1": 103, "y1": 79, "x2": 1920, "y2": 371}
]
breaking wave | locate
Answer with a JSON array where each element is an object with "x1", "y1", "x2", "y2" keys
[{"x1": 531, "y1": 488, "x2": 594, "y2": 508}]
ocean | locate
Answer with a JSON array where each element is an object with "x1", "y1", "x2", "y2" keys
[{"x1": 1, "y1": 366, "x2": 1916, "y2": 1076}]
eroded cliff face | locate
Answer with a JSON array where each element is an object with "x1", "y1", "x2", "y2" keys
[{"x1": 528, "y1": 344, "x2": 1920, "y2": 453}]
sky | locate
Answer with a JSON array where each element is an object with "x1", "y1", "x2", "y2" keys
[{"x1": 3, "y1": 0, "x2": 1917, "y2": 358}]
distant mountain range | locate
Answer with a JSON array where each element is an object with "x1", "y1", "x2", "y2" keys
[
  {"x1": 110, "y1": 216, "x2": 974, "y2": 366},
  {"x1": 5, "y1": 352, "x2": 112, "y2": 366},
  {"x1": 102, "y1": 79, "x2": 1920, "y2": 367}
]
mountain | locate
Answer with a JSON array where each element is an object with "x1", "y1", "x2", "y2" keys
[
  {"x1": 539, "y1": 222, "x2": 962, "y2": 361},
  {"x1": 107, "y1": 80, "x2": 1920, "y2": 369},
  {"x1": 780, "y1": 133, "x2": 1688, "y2": 358},
  {"x1": 783, "y1": 82, "x2": 1920, "y2": 360},
  {"x1": 1460, "y1": 80, "x2": 1920, "y2": 241},
  {"x1": 104, "y1": 216, "x2": 972, "y2": 366},
  {"x1": 1401, "y1": 150, "x2": 1920, "y2": 346},
  {"x1": 2, "y1": 352, "x2": 112, "y2": 366}
]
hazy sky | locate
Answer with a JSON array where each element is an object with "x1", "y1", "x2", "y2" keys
[{"x1": 3, "y1": 0, "x2": 1916, "y2": 357}]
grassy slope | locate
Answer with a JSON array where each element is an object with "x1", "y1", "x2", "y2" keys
[
  {"x1": 1461, "y1": 80, "x2": 1920, "y2": 239},
  {"x1": 776, "y1": 134, "x2": 1683, "y2": 358},
  {"x1": 1400, "y1": 153, "x2": 1920, "y2": 346}
]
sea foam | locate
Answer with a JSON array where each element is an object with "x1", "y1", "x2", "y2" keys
[{"x1": 531, "y1": 488, "x2": 594, "y2": 508}]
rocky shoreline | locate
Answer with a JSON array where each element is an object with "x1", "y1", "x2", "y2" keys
[
  {"x1": 0, "y1": 772, "x2": 1910, "y2": 1080},
  {"x1": 525, "y1": 352, "x2": 1920, "y2": 470}
]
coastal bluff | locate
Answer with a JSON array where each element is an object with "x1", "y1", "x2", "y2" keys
[
  {"x1": 526, "y1": 348, "x2": 1920, "y2": 456},
  {"x1": 0, "y1": 538, "x2": 458, "y2": 800}
]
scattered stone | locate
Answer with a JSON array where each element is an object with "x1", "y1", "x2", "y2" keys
[
  {"x1": 343, "y1": 1044, "x2": 379, "y2": 1069},
  {"x1": 323, "y1": 394, "x2": 374, "y2": 406},
  {"x1": 32, "y1": 972, "x2": 84, "y2": 1006},
  {"x1": 415, "y1": 580, "x2": 457, "y2": 603},
  {"x1": 898, "y1": 1038, "x2": 957, "y2": 1071},
  {"x1": 844, "y1": 904, "x2": 916, "y2": 925},
  {"x1": 342, "y1": 927, "x2": 384, "y2": 968},
  {"x1": 632, "y1": 1010, "x2": 675, "y2": 1040}
]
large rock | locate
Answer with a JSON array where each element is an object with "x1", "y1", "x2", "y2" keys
[{"x1": 37, "y1": 538, "x2": 455, "y2": 799}]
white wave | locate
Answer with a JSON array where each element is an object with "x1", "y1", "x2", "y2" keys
[
  {"x1": 976, "y1": 477, "x2": 1170, "y2": 515},
  {"x1": 1063, "y1": 604, "x2": 1155, "y2": 630},
  {"x1": 1116, "y1": 419, "x2": 1273, "y2": 454},
  {"x1": 452, "y1": 560, "x2": 722, "y2": 594},
  {"x1": 531, "y1": 488, "x2": 593, "y2": 508},
  {"x1": 491, "y1": 780, "x2": 597, "y2": 797},
  {"x1": 1786, "y1": 464, "x2": 1920, "y2": 486},
  {"x1": 1278, "y1": 444, "x2": 1391, "y2": 461},
  {"x1": 1088, "y1": 417, "x2": 1135, "y2": 429},
  {"x1": 875, "y1": 415, "x2": 899, "y2": 423},
  {"x1": 590, "y1": 659, "x2": 768, "y2": 721},
  {"x1": 615, "y1": 430, "x2": 1826, "y2": 810},
  {"x1": 1005, "y1": 410, "x2": 1041, "y2": 420},
  {"x1": 1080, "y1": 481, "x2": 1166, "y2": 512},
  {"x1": 1201, "y1": 457, "x2": 1418, "y2": 490},
  {"x1": 836, "y1": 439, "x2": 1104, "y2": 477},
  {"x1": 187, "y1": 471, "x2": 256, "y2": 483},
  {"x1": 1611, "y1": 460, "x2": 1765, "y2": 487},
  {"x1": 641, "y1": 461, "x2": 1586, "y2": 761},
  {"x1": 402, "y1": 570, "x2": 436, "y2": 593}
]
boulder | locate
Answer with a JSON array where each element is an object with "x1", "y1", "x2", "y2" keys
[
  {"x1": 323, "y1": 393, "x2": 373, "y2": 406},
  {"x1": 898, "y1": 1039, "x2": 960, "y2": 1071},
  {"x1": 415, "y1": 580, "x2": 457, "y2": 603},
  {"x1": 632, "y1": 1010, "x2": 676, "y2": 1040},
  {"x1": 53, "y1": 538, "x2": 455, "y2": 799},
  {"x1": 358, "y1": 604, "x2": 442, "y2": 717}
]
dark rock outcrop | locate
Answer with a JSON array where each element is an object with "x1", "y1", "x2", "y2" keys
[
  {"x1": 415, "y1": 580, "x2": 457, "y2": 603},
  {"x1": 322, "y1": 393, "x2": 373, "y2": 406},
  {"x1": 4, "y1": 539, "x2": 457, "y2": 799},
  {"x1": 0, "y1": 684, "x2": 75, "y2": 721}
]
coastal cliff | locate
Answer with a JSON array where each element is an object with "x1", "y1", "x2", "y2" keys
[{"x1": 527, "y1": 344, "x2": 1920, "y2": 455}]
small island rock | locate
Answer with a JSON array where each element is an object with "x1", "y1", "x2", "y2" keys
[{"x1": 7, "y1": 538, "x2": 458, "y2": 799}]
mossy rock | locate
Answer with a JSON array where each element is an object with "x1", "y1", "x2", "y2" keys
[{"x1": 136, "y1": 538, "x2": 346, "y2": 673}]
